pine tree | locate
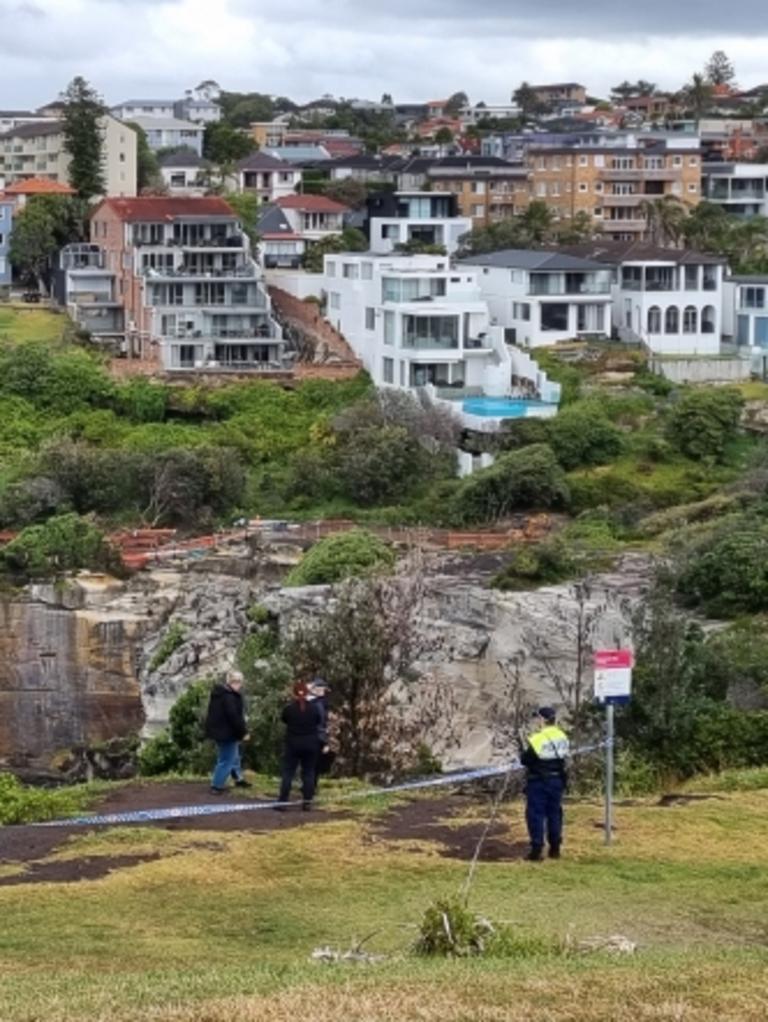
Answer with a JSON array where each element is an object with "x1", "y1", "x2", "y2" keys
[
  {"x1": 61, "y1": 77, "x2": 106, "y2": 200},
  {"x1": 704, "y1": 50, "x2": 736, "y2": 87}
]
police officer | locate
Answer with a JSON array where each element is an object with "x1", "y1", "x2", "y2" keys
[{"x1": 520, "y1": 706, "x2": 570, "y2": 862}]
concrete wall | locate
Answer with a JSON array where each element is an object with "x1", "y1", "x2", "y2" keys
[{"x1": 650, "y1": 356, "x2": 752, "y2": 384}]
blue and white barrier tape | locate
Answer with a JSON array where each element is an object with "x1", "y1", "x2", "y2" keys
[{"x1": 31, "y1": 742, "x2": 607, "y2": 830}]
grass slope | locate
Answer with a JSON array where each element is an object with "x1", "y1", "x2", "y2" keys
[
  {"x1": 1, "y1": 780, "x2": 767, "y2": 1021},
  {"x1": 0, "y1": 306, "x2": 69, "y2": 345}
]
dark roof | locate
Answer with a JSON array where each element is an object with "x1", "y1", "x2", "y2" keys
[
  {"x1": 256, "y1": 204, "x2": 301, "y2": 239},
  {"x1": 94, "y1": 196, "x2": 237, "y2": 222},
  {"x1": 559, "y1": 241, "x2": 726, "y2": 266},
  {"x1": 430, "y1": 156, "x2": 514, "y2": 168},
  {"x1": 0, "y1": 120, "x2": 61, "y2": 140},
  {"x1": 325, "y1": 154, "x2": 401, "y2": 170},
  {"x1": 728, "y1": 274, "x2": 768, "y2": 284},
  {"x1": 236, "y1": 151, "x2": 290, "y2": 171},
  {"x1": 459, "y1": 249, "x2": 611, "y2": 272},
  {"x1": 158, "y1": 148, "x2": 208, "y2": 168},
  {"x1": 532, "y1": 82, "x2": 585, "y2": 91},
  {"x1": 0, "y1": 109, "x2": 39, "y2": 117}
]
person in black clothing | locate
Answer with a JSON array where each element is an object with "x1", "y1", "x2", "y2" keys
[
  {"x1": 204, "y1": 671, "x2": 251, "y2": 794},
  {"x1": 309, "y1": 678, "x2": 335, "y2": 785},
  {"x1": 275, "y1": 680, "x2": 323, "y2": 811}
]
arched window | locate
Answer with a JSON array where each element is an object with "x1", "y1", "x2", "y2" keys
[
  {"x1": 683, "y1": 306, "x2": 698, "y2": 333},
  {"x1": 665, "y1": 306, "x2": 680, "y2": 334},
  {"x1": 647, "y1": 306, "x2": 662, "y2": 334},
  {"x1": 702, "y1": 305, "x2": 717, "y2": 334}
]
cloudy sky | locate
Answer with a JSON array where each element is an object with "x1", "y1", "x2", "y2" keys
[{"x1": 2, "y1": 0, "x2": 767, "y2": 108}]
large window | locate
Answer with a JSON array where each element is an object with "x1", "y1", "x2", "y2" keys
[
  {"x1": 382, "y1": 356, "x2": 394, "y2": 384},
  {"x1": 684, "y1": 265, "x2": 699, "y2": 290},
  {"x1": 540, "y1": 303, "x2": 569, "y2": 332},
  {"x1": 382, "y1": 276, "x2": 446, "y2": 302},
  {"x1": 742, "y1": 287, "x2": 766, "y2": 309},
  {"x1": 365, "y1": 307, "x2": 376, "y2": 331},
  {"x1": 647, "y1": 306, "x2": 662, "y2": 334},
  {"x1": 756, "y1": 317, "x2": 768, "y2": 348},
  {"x1": 665, "y1": 306, "x2": 680, "y2": 333},
  {"x1": 683, "y1": 306, "x2": 698, "y2": 333},
  {"x1": 701, "y1": 306, "x2": 717, "y2": 334},
  {"x1": 402, "y1": 315, "x2": 459, "y2": 349}
]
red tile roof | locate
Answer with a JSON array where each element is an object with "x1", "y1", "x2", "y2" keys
[
  {"x1": 4, "y1": 178, "x2": 75, "y2": 195},
  {"x1": 93, "y1": 196, "x2": 236, "y2": 222},
  {"x1": 276, "y1": 194, "x2": 349, "y2": 213}
]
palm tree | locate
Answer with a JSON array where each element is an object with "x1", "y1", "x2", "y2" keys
[
  {"x1": 682, "y1": 201, "x2": 731, "y2": 252},
  {"x1": 681, "y1": 73, "x2": 714, "y2": 118},
  {"x1": 639, "y1": 196, "x2": 689, "y2": 247}
]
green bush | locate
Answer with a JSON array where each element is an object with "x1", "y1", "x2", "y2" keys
[
  {"x1": 414, "y1": 898, "x2": 558, "y2": 959},
  {"x1": 492, "y1": 539, "x2": 575, "y2": 591},
  {"x1": 548, "y1": 404, "x2": 624, "y2": 470},
  {"x1": 0, "y1": 773, "x2": 91, "y2": 825},
  {"x1": 449, "y1": 444, "x2": 569, "y2": 526},
  {"x1": 285, "y1": 529, "x2": 395, "y2": 586},
  {"x1": 676, "y1": 520, "x2": 768, "y2": 616},
  {"x1": 138, "y1": 679, "x2": 214, "y2": 776},
  {"x1": 149, "y1": 621, "x2": 186, "y2": 671},
  {"x1": 0, "y1": 513, "x2": 122, "y2": 579},
  {"x1": 668, "y1": 387, "x2": 745, "y2": 463}
]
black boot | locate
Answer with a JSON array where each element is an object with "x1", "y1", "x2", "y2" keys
[
  {"x1": 548, "y1": 843, "x2": 561, "y2": 859},
  {"x1": 525, "y1": 845, "x2": 544, "y2": 862}
]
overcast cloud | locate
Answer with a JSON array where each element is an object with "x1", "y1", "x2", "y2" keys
[{"x1": 1, "y1": 0, "x2": 767, "y2": 108}]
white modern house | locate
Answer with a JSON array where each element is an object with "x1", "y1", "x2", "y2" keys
[
  {"x1": 231, "y1": 152, "x2": 301, "y2": 204},
  {"x1": 111, "y1": 83, "x2": 221, "y2": 126},
  {"x1": 367, "y1": 191, "x2": 472, "y2": 257},
  {"x1": 320, "y1": 251, "x2": 561, "y2": 415},
  {"x1": 702, "y1": 163, "x2": 768, "y2": 218},
  {"x1": 459, "y1": 250, "x2": 614, "y2": 347},
  {"x1": 129, "y1": 116, "x2": 205, "y2": 156},
  {"x1": 158, "y1": 150, "x2": 209, "y2": 195},
  {"x1": 563, "y1": 241, "x2": 727, "y2": 355},
  {"x1": 724, "y1": 274, "x2": 768, "y2": 350}
]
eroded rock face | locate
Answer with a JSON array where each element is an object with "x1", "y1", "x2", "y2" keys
[{"x1": 0, "y1": 548, "x2": 650, "y2": 774}]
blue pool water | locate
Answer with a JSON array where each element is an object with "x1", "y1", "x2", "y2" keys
[{"x1": 462, "y1": 397, "x2": 557, "y2": 419}]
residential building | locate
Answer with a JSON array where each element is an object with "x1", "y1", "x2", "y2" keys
[
  {"x1": 562, "y1": 241, "x2": 726, "y2": 355},
  {"x1": 367, "y1": 191, "x2": 472, "y2": 256},
  {"x1": 532, "y1": 83, "x2": 588, "y2": 106},
  {"x1": 459, "y1": 102, "x2": 521, "y2": 127},
  {"x1": 89, "y1": 196, "x2": 284, "y2": 371},
  {"x1": 527, "y1": 139, "x2": 702, "y2": 240},
  {"x1": 2, "y1": 177, "x2": 74, "y2": 209},
  {"x1": 702, "y1": 163, "x2": 768, "y2": 218},
  {"x1": 321, "y1": 251, "x2": 513, "y2": 393},
  {"x1": 250, "y1": 119, "x2": 291, "y2": 148},
  {"x1": 111, "y1": 99, "x2": 176, "y2": 121},
  {"x1": 0, "y1": 116, "x2": 137, "y2": 196},
  {"x1": 459, "y1": 250, "x2": 613, "y2": 348},
  {"x1": 231, "y1": 152, "x2": 301, "y2": 203},
  {"x1": 263, "y1": 145, "x2": 332, "y2": 164},
  {"x1": 129, "y1": 116, "x2": 205, "y2": 156},
  {"x1": 54, "y1": 243, "x2": 125, "y2": 343},
  {"x1": 273, "y1": 194, "x2": 349, "y2": 243},
  {"x1": 158, "y1": 150, "x2": 210, "y2": 195},
  {"x1": 725, "y1": 275, "x2": 768, "y2": 349},
  {"x1": 256, "y1": 204, "x2": 306, "y2": 269},
  {"x1": 323, "y1": 154, "x2": 402, "y2": 184},
  {"x1": 621, "y1": 94, "x2": 673, "y2": 122},
  {"x1": 0, "y1": 196, "x2": 12, "y2": 286},
  {"x1": 111, "y1": 83, "x2": 221, "y2": 125},
  {"x1": 0, "y1": 110, "x2": 56, "y2": 134},
  {"x1": 427, "y1": 157, "x2": 531, "y2": 226}
]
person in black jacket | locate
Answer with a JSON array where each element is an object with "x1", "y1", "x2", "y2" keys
[
  {"x1": 275, "y1": 680, "x2": 323, "y2": 811},
  {"x1": 204, "y1": 671, "x2": 250, "y2": 794}
]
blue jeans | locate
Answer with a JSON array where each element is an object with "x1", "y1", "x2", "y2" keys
[
  {"x1": 211, "y1": 740, "x2": 242, "y2": 790},
  {"x1": 526, "y1": 775, "x2": 564, "y2": 849}
]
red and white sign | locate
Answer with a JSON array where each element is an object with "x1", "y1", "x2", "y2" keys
[{"x1": 594, "y1": 649, "x2": 633, "y2": 700}]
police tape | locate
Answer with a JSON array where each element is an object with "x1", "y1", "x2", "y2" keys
[{"x1": 32, "y1": 741, "x2": 609, "y2": 830}]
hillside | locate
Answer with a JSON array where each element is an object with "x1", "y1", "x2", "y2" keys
[{"x1": 1, "y1": 775, "x2": 767, "y2": 1021}]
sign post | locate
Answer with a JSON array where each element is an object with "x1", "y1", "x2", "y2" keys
[{"x1": 594, "y1": 649, "x2": 633, "y2": 847}]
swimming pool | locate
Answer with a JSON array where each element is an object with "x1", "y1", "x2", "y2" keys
[{"x1": 462, "y1": 396, "x2": 558, "y2": 419}]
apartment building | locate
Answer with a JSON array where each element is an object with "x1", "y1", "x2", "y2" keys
[
  {"x1": 55, "y1": 243, "x2": 125, "y2": 343},
  {"x1": 128, "y1": 116, "x2": 204, "y2": 156},
  {"x1": 0, "y1": 116, "x2": 137, "y2": 196},
  {"x1": 459, "y1": 103, "x2": 521, "y2": 127},
  {"x1": 533, "y1": 83, "x2": 588, "y2": 106},
  {"x1": 527, "y1": 140, "x2": 702, "y2": 240},
  {"x1": 427, "y1": 157, "x2": 531, "y2": 227},
  {"x1": 367, "y1": 191, "x2": 472, "y2": 256},
  {"x1": 232, "y1": 152, "x2": 301, "y2": 203},
  {"x1": 460, "y1": 250, "x2": 613, "y2": 348},
  {"x1": 563, "y1": 241, "x2": 725, "y2": 355},
  {"x1": 702, "y1": 163, "x2": 768, "y2": 218},
  {"x1": 89, "y1": 196, "x2": 283, "y2": 371},
  {"x1": 111, "y1": 83, "x2": 221, "y2": 125},
  {"x1": 0, "y1": 197, "x2": 12, "y2": 286},
  {"x1": 321, "y1": 251, "x2": 512, "y2": 393}
]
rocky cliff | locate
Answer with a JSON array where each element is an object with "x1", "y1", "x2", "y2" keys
[{"x1": 0, "y1": 544, "x2": 650, "y2": 775}]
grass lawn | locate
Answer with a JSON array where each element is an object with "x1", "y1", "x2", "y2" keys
[
  {"x1": 1, "y1": 777, "x2": 767, "y2": 1021},
  {"x1": 0, "y1": 305, "x2": 70, "y2": 345}
]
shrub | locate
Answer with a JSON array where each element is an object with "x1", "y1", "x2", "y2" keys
[
  {"x1": 0, "y1": 513, "x2": 122, "y2": 579},
  {"x1": 497, "y1": 417, "x2": 552, "y2": 451},
  {"x1": 0, "y1": 773, "x2": 91, "y2": 825},
  {"x1": 149, "y1": 620, "x2": 186, "y2": 671},
  {"x1": 138, "y1": 679, "x2": 214, "y2": 776},
  {"x1": 548, "y1": 405, "x2": 624, "y2": 470},
  {"x1": 414, "y1": 898, "x2": 495, "y2": 958},
  {"x1": 675, "y1": 520, "x2": 768, "y2": 617},
  {"x1": 449, "y1": 444, "x2": 569, "y2": 526},
  {"x1": 116, "y1": 378, "x2": 168, "y2": 423},
  {"x1": 668, "y1": 387, "x2": 745, "y2": 463},
  {"x1": 286, "y1": 529, "x2": 395, "y2": 586},
  {"x1": 492, "y1": 539, "x2": 575, "y2": 591}
]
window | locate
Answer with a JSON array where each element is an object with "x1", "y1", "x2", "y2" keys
[
  {"x1": 471, "y1": 181, "x2": 486, "y2": 194},
  {"x1": 673, "y1": 155, "x2": 683, "y2": 167},
  {"x1": 342, "y1": 263, "x2": 359, "y2": 279},
  {"x1": 665, "y1": 306, "x2": 680, "y2": 333},
  {"x1": 513, "y1": 302, "x2": 531, "y2": 321},
  {"x1": 536, "y1": 182, "x2": 547, "y2": 197},
  {"x1": 755, "y1": 317, "x2": 768, "y2": 348},
  {"x1": 683, "y1": 306, "x2": 697, "y2": 333},
  {"x1": 594, "y1": 207, "x2": 603, "y2": 218},
  {"x1": 594, "y1": 181, "x2": 604, "y2": 193},
  {"x1": 688, "y1": 183, "x2": 698, "y2": 193},
  {"x1": 647, "y1": 306, "x2": 662, "y2": 334},
  {"x1": 329, "y1": 292, "x2": 340, "y2": 309},
  {"x1": 701, "y1": 305, "x2": 716, "y2": 334},
  {"x1": 361, "y1": 262, "x2": 373, "y2": 280},
  {"x1": 684, "y1": 265, "x2": 699, "y2": 290},
  {"x1": 742, "y1": 287, "x2": 766, "y2": 309},
  {"x1": 472, "y1": 204, "x2": 485, "y2": 217},
  {"x1": 594, "y1": 154, "x2": 605, "y2": 168},
  {"x1": 382, "y1": 356, "x2": 394, "y2": 384},
  {"x1": 365, "y1": 307, "x2": 376, "y2": 330},
  {"x1": 541, "y1": 303, "x2": 570, "y2": 332},
  {"x1": 579, "y1": 154, "x2": 589, "y2": 167},
  {"x1": 578, "y1": 182, "x2": 588, "y2": 193},
  {"x1": 550, "y1": 182, "x2": 560, "y2": 197},
  {"x1": 326, "y1": 261, "x2": 336, "y2": 277}
]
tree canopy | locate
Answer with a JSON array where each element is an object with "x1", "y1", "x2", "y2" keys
[{"x1": 61, "y1": 76, "x2": 106, "y2": 200}]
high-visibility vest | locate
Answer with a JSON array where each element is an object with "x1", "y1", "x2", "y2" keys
[{"x1": 528, "y1": 725, "x2": 569, "y2": 762}]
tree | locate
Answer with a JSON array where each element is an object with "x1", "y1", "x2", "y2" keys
[
  {"x1": 9, "y1": 195, "x2": 88, "y2": 292},
  {"x1": 302, "y1": 228, "x2": 368, "y2": 272},
  {"x1": 323, "y1": 177, "x2": 370, "y2": 210},
  {"x1": 126, "y1": 122, "x2": 162, "y2": 193},
  {"x1": 639, "y1": 195, "x2": 688, "y2": 247},
  {"x1": 518, "y1": 200, "x2": 556, "y2": 243},
  {"x1": 223, "y1": 191, "x2": 260, "y2": 246},
  {"x1": 680, "y1": 73, "x2": 714, "y2": 117},
  {"x1": 203, "y1": 122, "x2": 255, "y2": 171},
  {"x1": 0, "y1": 512, "x2": 122, "y2": 579},
  {"x1": 667, "y1": 387, "x2": 744, "y2": 463},
  {"x1": 285, "y1": 529, "x2": 395, "y2": 586},
  {"x1": 676, "y1": 519, "x2": 768, "y2": 618},
  {"x1": 704, "y1": 50, "x2": 736, "y2": 87},
  {"x1": 434, "y1": 127, "x2": 454, "y2": 145},
  {"x1": 610, "y1": 81, "x2": 635, "y2": 103},
  {"x1": 217, "y1": 91, "x2": 275, "y2": 127},
  {"x1": 513, "y1": 81, "x2": 541, "y2": 117},
  {"x1": 381, "y1": 93, "x2": 393, "y2": 106},
  {"x1": 444, "y1": 91, "x2": 469, "y2": 116},
  {"x1": 555, "y1": 210, "x2": 597, "y2": 245},
  {"x1": 61, "y1": 76, "x2": 106, "y2": 200},
  {"x1": 548, "y1": 405, "x2": 624, "y2": 470}
]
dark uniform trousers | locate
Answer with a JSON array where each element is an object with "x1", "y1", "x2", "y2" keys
[{"x1": 526, "y1": 774, "x2": 564, "y2": 849}]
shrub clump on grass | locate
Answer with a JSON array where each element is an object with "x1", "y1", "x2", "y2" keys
[
  {"x1": 0, "y1": 773, "x2": 91, "y2": 825},
  {"x1": 414, "y1": 897, "x2": 560, "y2": 959},
  {"x1": 285, "y1": 528, "x2": 395, "y2": 587},
  {"x1": 138, "y1": 679, "x2": 214, "y2": 776}
]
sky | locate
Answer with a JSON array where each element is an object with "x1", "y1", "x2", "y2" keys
[{"x1": 1, "y1": 0, "x2": 767, "y2": 109}]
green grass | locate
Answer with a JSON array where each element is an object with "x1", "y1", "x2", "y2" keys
[
  {"x1": 1, "y1": 778, "x2": 768, "y2": 1020},
  {"x1": 738, "y1": 380, "x2": 768, "y2": 402},
  {"x1": 0, "y1": 306, "x2": 69, "y2": 345}
]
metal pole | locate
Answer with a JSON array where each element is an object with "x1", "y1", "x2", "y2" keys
[{"x1": 605, "y1": 702, "x2": 614, "y2": 847}]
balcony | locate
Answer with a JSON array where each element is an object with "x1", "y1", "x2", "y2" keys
[
  {"x1": 601, "y1": 168, "x2": 681, "y2": 182},
  {"x1": 604, "y1": 194, "x2": 642, "y2": 206},
  {"x1": 142, "y1": 265, "x2": 255, "y2": 279},
  {"x1": 529, "y1": 282, "x2": 611, "y2": 296},
  {"x1": 401, "y1": 338, "x2": 459, "y2": 351}
]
